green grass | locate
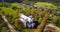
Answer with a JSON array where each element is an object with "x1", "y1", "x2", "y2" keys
[
  {"x1": 35, "y1": 2, "x2": 57, "y2": 9},
  {"x1": 0, "y1": 2, "x2": 60, "y2": 32}
]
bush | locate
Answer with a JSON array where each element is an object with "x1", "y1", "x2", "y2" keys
[{"x1": 55, "y1": 16, "x2": 60, "y2": 28}]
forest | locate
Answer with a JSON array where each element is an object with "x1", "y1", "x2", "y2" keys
[{"x1": 0, "y1": 0, "x2": 60, "y2": 32}]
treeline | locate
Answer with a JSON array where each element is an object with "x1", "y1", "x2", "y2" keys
[
  {"x1": 0, "y1": 0, "x2": 60, "y2": 3},
  {"x1": 29, "y1": 0, "x2": 60, "y2": 2},
  {"x1": 0, "y1": 0, "x2": 22, "y2": 3}
]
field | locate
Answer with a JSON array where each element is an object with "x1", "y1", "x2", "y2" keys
[{"x1": 0, "y1": 1, "x2": 60, "y2": 32}]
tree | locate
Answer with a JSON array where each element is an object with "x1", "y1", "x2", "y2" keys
[{"x1": 2, "y1": 0, "x2": 4, "y2": 6}]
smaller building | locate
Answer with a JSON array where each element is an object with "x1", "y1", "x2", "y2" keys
[{"x1": 20, "y1": 13, "x2": 35, "y2": 28}]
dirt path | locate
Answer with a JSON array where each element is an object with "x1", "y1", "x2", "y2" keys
[
  {"x1": 44, "y1": 24, "x2": 60, "y2": 32},
  {"x1": 1, "y1": 14, "x2": 19, "y2": 32},
  {"x1": 34, "y1": 13, "x2": 49, "y2": 32}
]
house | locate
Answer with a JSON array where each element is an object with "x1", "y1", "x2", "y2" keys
[{"x1": 20, "y1": 13, "x2": 35, "y2": 28}]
